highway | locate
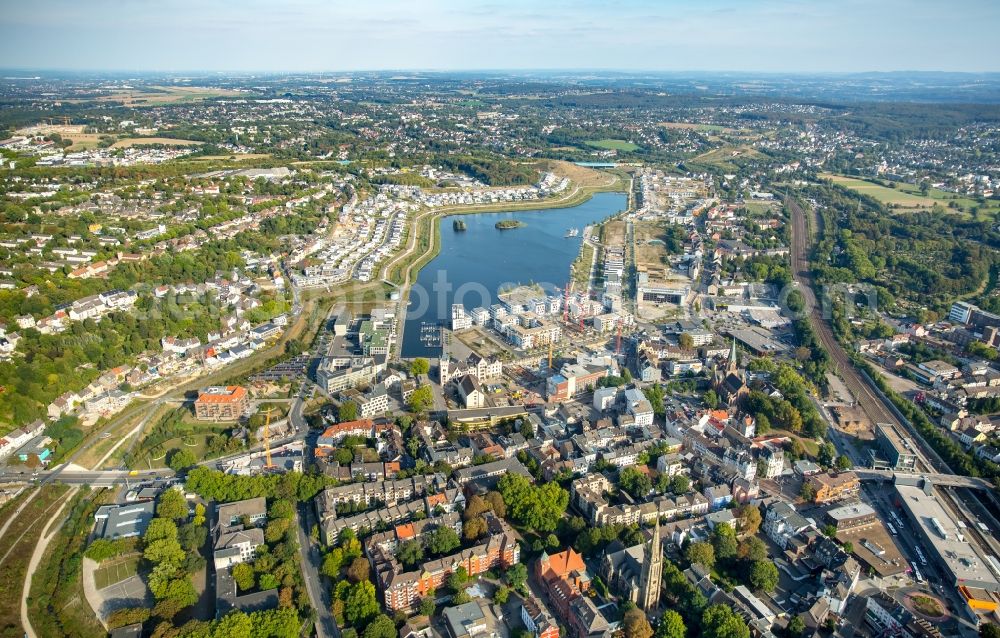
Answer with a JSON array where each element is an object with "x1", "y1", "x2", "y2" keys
[{"x1": 0, "y1": 467, "x2": 175, "y2": 486}]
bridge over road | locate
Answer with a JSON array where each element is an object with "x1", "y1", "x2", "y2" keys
[{"x1": 855, "y1": 469, "x2": 996, "y2": 491}]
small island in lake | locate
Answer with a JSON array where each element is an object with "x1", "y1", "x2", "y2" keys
[
  {"x1": 453, "y1": 219, "x2": 467, "y2": 231},
  {"x1": 495, "y1": 220, "x2": 526, "y2": 230}
]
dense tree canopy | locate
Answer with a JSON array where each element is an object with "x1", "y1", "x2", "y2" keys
[{"x1": 497, "y1": 473, "x2": 569, "y2": 532}]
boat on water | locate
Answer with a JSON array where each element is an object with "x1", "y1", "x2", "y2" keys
[
  {"x1": 564, "y1": 227, "x2": 579, "y2": 238},
  {"x1": 418, "y1": 322, "x2": 442, "y2": 344},
  {"x1": 453, "y1": 219, "x2": 467, "y2": 231}
]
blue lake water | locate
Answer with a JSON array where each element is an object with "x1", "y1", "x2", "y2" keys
[{"x1": 400, "y1": 191, "x2": 627, "y2": 357}]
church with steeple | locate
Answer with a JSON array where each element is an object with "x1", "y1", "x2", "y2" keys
[
  {"x1": 600, "y1": 514, "x2": 664, "y2": 614},
  {"x1": 713, "y1": 337, "x2": 749, "y2": 406},
  {"x1": 638, "y1": 516, "x2": 663, "y2": 612}
]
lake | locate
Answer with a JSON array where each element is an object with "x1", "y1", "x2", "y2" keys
[{"x1": 400, "y1": 191, "x2": 627, "y2": 357}]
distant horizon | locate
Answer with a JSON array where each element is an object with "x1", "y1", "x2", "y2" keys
[
  {"x1": 2, "y1": 0, "x2": 998, "y2": 74},
  {"x1": 3, "y1": 68, "x2": 1000, "y2": 77}
]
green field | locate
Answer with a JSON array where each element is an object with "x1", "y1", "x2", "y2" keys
[
  {"x1": 741, "y1": 201, "x2": 776, "y2": 215},
  {"x1": 823, "y1": 173, "x2": 999, "y2": 216},
  {"x1": 687, "y1": 146, "x2": 764, "y2": 171},
  {"x1": 153, "y1": 430, "x2": 226, "y2": 464},
  {"x1": 94, "y1": 555, "x2": 139, "y2": 589},
  {"x1": 585, "y1": 139, "x2": 639, "y2": 152},
  {"x1": 823, "y1": 174, "x2": 936, "y2": 207}
]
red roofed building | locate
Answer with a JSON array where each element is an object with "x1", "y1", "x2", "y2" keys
[
  {"x1": 376, "y1": 513, "x2": 519, "y2": 611},
  {"x1": 535, "y1": 547, "x2": 591, "y2": 619},
  {"x1": 316, "y1": 419, "x2": 396, "y2": 447},
  {"x1": 395, "y1": 522, "x2": 416, "y2": 542},
  {"x1": 194, "y1": 386, "x2": 250, "y2": 421}
]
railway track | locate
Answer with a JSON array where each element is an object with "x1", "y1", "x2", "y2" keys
[
  {"x1": 788, "y1": 198, "x2": 900, "y2": 431},
  {"x1": 786, "y1": 196, "x2": 1000, "y2": 562}
]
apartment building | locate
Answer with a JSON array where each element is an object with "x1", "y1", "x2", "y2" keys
[{"x1": 195, "y1": 386, "x2": 251, "y2": 421}]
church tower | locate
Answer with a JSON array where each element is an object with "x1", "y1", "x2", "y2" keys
[
  {"x1": 726, "y1": 336, "x2": 739, "y2": 373},
  {"x1": 639, "y1": 514, "x2": 663, "y2": 613}
]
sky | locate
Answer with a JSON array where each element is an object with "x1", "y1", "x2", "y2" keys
[{"x1": 1, "y1": 0, "x2": 998, "y2": 73}]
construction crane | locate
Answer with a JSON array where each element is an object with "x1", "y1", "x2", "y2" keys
[
  {"x1": 262, "y1": 407, "x2": 275, "y2": 469},
  {"x1": 616, "y1": 319, "x2": 623, "y2": 354},
  {"x1": 562, "y1": 285, "x2": 570, "y2": 324},
  {"x1": 548, "y1": 339, "x2": 554, "y2": 370}
]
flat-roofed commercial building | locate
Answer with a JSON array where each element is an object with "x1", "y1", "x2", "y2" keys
[
  {"x1": 871, "y1": 422, "x2": 918, "y2": 472},
  {"x1": 95, "y1": 500, "x2": 156, "y2": 539},
  {"x1": 826, "y1": 502, "x2": 879, "y2": 531},
  {"x1": 895, "y1": 479, "x2": 1000, "y2": 593}
]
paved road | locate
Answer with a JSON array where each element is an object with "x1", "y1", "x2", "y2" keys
[
  {"x1": 296, "y1": 502, "x2": 338, "y2": 638},
  {"x1": 0, "y1": 468, "x2": 175, "y2": 486}
]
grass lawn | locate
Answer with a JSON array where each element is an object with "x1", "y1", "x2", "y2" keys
[
  {"x1": 571, "y1": 241, "x2": 595, "y2": 290},
  {"x1": 741, "y1": 201, "x2": 776, "y2": 215},
  {"x1": 893, "y1": 181, "x2": 1000, "y2": 216},
  {"x1": 585, "y1": 139, "x2": 640, "y2": 152},
  {"x1": 800, "y1": 438, "x2": 820, "y2": 457},
  {"x1": 135, "y1": 407, "x2": 234, "y2": 467},
  {"x1": 154, "y1": 428, "x2": 229, "y2": 463},
  {"x1": 822, "y1": 173, "x2": 1000, "y2": 218},
  {"x1": 770, "y1": 429, "x2": 820, "y2": 458},
  {"x1": 94, "y1": 555, "x2": 140, "y2": 590},
  {"x1": 912, "y1": 594, "x2": 944, "y2": 617},
  {"x1": 79, "y1": 86, "x2": 242, "y2": 106}
]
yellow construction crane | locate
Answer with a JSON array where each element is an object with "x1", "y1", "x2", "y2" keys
[
  {"x1": 548, "y1": 339, "x2": 554, "y2": 370},
  {"x1": 262, "y1": 407, "x2": 275, "y2": 469}
]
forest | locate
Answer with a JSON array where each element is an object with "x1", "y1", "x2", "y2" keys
[
  {"x1": 435, "y1": 155, "x2": 538, "y2": 186},
  {"x1": 807, "y1": 184, "x2": 999, "y2": 316}
]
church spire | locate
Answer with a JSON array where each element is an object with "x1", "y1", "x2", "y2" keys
[
  {"x1": 727, "y1": 337, "x2": 738, "y2": 372},
  {"x1": 639, "y1": 510, "x2": 663, "y2": 613}
]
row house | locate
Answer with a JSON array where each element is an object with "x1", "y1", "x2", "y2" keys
[
  {"x1": 316, "y1": 419, "x2": 397, "y2": 447},
  {"x1": 571, "y1": 473, "x2": 709, "y2": 526},
  {"x1": 314, "y1": 474, "x2": 446, "y2": 515}
]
